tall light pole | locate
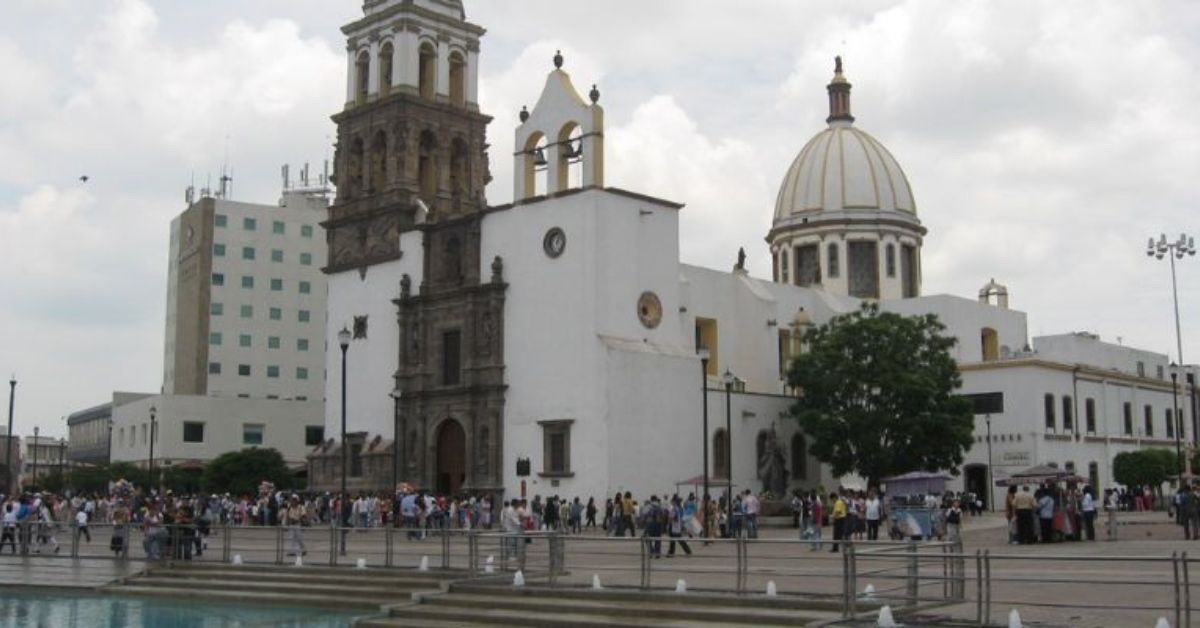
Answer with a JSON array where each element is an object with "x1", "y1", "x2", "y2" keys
[
  {"x1": 6, "y1": 377, "x2": 15, "y2": 494},
  {"x1": 58, "y1": 439, "x2": 66, "y2": 494},
  {"x1": 985, "y1": 415, "x2": 995, "y2": 512},
  {"x1": 722, "y1": 369, "x2": 737, "y2": 536},
  {"x1": 31, "y1": 426, "x2": 39, "y2": 491},
  {"x1": 1147, "y1": 233, "x2": 1195, "y2": 366},
  {"x1": 147, "y1": 405, "x2": 156, "y2": 494},
  {"x1": 1173, "y1": 369, "x2": 1184, "y2": 478},
  {"x1": 338, "y1": 326, "x2": 352, "y2": 542},
  {"x1": 390, "y1": 388, "x2": 402, "y2": 496},
  {"x1": 699, "y1": 348, "x2": 710, "y2": 539}
]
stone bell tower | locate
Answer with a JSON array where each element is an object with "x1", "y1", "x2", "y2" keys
[{"x1": 325, "y1": 0, "x2": 492, "y2": 274}]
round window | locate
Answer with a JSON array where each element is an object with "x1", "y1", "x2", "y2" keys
[{"x1": 637, "y1": 291, "x2": 663, "y2": 329}]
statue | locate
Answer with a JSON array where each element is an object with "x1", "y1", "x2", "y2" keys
[
  {"x1": 835, "y1": 55, "x2": 843, "y2": 74},
  {"x1": 736, "y1": 247, "x2": 747, "y2": 271},
  {"x1": 400, "y1": 273, "x2": 411, "y2": 299},
  {"x1": 491, "y1": 255, "x2": 504, "y2": 284},
  {"x1": 758, "y1": 427, "x2": 789, "y2": 497}
]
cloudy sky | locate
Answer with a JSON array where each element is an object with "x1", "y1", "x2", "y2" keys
[{"x1": 1, "y1": 0, "x2": 1197, "y2": 438}]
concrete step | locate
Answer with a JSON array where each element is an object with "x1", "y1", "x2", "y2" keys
[
  {"x1": 150, "y1": 562, "x2": 459, "y2": 579},
  {"x1": 129, "y1": 576, "x2": 423, "y2": 601},
  {"x1": 380, "y1": 603, "x2": 807, "y2": 627},
  {"x1": 147, "y1": 568, "x2": 445, "y2": 589},
  {"x1": 417, "y1": 592, "x2": 833, "y2": 626},
  {"x1": 357, "y1": 617, "x2": 499, "y2": 628},
  {"x1": 106, "y1": 584, "x2": 388, "y2": 611},
  {"x1": 451, "y1": 582, "x2": 845, "y2": 612}
]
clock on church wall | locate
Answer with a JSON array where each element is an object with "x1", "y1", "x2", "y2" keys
[
  {"x1": 637, "y1": 291, "x2": 663, "y2": 329},
  {"x1": 543, "y1": 227, "x2": 566, "y2": 258}
]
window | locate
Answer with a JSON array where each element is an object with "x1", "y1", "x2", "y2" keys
[
  {"x1": 298, "y1": 310, "x2": 311, "y2": 323},
  {"x1": 272, "y1": 220, "x2": 285, "y2": 235},
  {"x1": 239, "y1": 334, "x2": 252, "y2": 348},
  {"x1": 213, "y1": 243, "x2": 226, "y2": 257},
  {"x1": 791, "y1": 434, "x2": 807, "y2": 480},
  {"x1": 215, "y1": 214, "x2": 227, "y2": 228},
  {"x1": 379, "y1": 42, "x2": 395, "y2": 96},
  {"x1": 210, "y1": 303, "x2": 224, "y2": 316},
  {"x1": 270, "y1": 307, "x2": 282, "y2": 321},
  {"x1": 780, "y1": 250, "x2": 789, "y2": 283},
  {"x1": 1144, "y1": 405, "x2": 1154, "y2": 437},
  {"x1": 209, "y1": 332, "x2": 222, "y2": 346},
  {"x1": 1062, "y1": 396, "x2": 1073, "y2": 431},
  {"x1": 268, "y1": 336, "x2": 280, "y2": 349},
  {"x1": 243, "y1": 424, "x2": 264, "y2": 446},
  {"x1": 305, "y1": 426, "x2": 324, "y2": 447},
  {"x1": 300, "y1": 252, "x2": 312, "y2": 266},
  {"x1": 442, "y1": 330, "x2": 462, "y2": 385},
  {"x1": 297, "y1": 338, "x2": 309, "y2": 351},
  {"x1": 240, "y1": 304, "x2": 253, "y2": 319},
  {"x1": 419, "y1": 41, "x2": 437, "y2": 100},
  {"x1": 271, "y1": 278, "x2": 283, "y2": 291},
  {"x1": 885, "y1": 243, "x2": 896, "y2": 278},
  {"x1": 350, "y1": 444, "x2": 364, "y2": 477},
  {"x1": 208, "y1": 362, "x2": 221, "y2": 375},
  {"x1": 183, "y1": 422, "x2": 205, "y2": 443},
  {"x1": 271, "y1": 249, "x2": 283, "y2": 263},
  {"x1": 1157, "y1": 365, "x2": 1165, "y2": 380},
  {"x1": 299, "y1": 281, "x2": 311, "y2": 295},
  {"x1": 755, "y1": 431, "x2": 769, "y2": 478},
  {"x1": 827, "y1": 243, "x2": 840, "y2": 279},
  {"x1": 1085, "y1": 398, "x2": 1096, "y2": 433},
  {"x1": 540, "y1": 420, "x2": 573, "y2": 475},
  {"x1": 267, "y1": 365, "x2": 279, "y2": 379},
  {"x1": 1167, "y1": 409, "x2": 1175, "y2": 439},
  {"x1": 242, "y1": 246, "x2": 255, "y2": 260},
  {"x1": 901, "y1": 244, "x2": 919, "y2": 298},
  {"x1": 796, "y1": 244, "x2": 820, "y2": 286},
  {"x1": 241, "y1": 276, "x2": 254, "y2": 289},
  {"x1": 238, "y1": 364, "x2": 251, "y2": 377},
  {"x1": 981, "y1": 328, "x2": 999, "y2": 362},
  {"x1": 695, "y1": 317, "x2": 719, "y2": 377},
  {"x1": 1124, "y1": 402, "x2": 1133, "y2": 435},
  {"x1": 296, "y1": 367, "x2": 309, "y2": 380},
  {"x1": 212, "y1": 273, "x2": 225, "y2": 286},
  {"x1": 301, "y1": 225, "x2": 314, "y2": 238},
  {"x1": 1137, "y1": 362, "x2": 1145, "y2": 377},
  {"x1": 449, "y1": 51, "x2": 466, "y2": 107},
  {"x1": 778, "y1": 329, "x2": 792, "y2": 379},
  {"x1": 1044, "y1": 394, "x2": 1056, "y2": 431},
  {"x1": 243, "y1": 217, "x2": 257, "y2": 231},
  {"x1": 713, "y1": 429, "x2": 729, "y2": 479}
]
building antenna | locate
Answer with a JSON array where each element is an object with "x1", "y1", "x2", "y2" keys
[{"x1": 218, "y1": 134, "x2": 233, "y2": 200}]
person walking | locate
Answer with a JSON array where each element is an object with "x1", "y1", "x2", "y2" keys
[
  {"x1": 285, "y1": 495, "x2": 307, "y2": 557},
  {"x1": 1, "y1": 503, "x2": 16, "y2": 554},
  {"x1": 1104, "y1": 488, "x2": 1119, "y2": 541},
  {"x1": 864, "y1": 491, "x2": 882, "y2": 541},
  {"x1": 1013, "y1": 486, "x2": 1037, "y2": 545},
  {"x1": 666, "y1": 495, "x2": 692, "y2": 557},
  {"x1": 828, "y1": 492, "x2": 847, "y2": 553},
  {"x1": 75, "y1": 507, "x2": 91, "y2": 544},
  {"x1": 619, "y1": 492, "x2": 636, "y2": 538},
  {"x1": 643, "y1": 496, "x2": 664, "y2": 559},
  {"x1": 743, "y1": 490, "x2": 760, "y2": 539},
  {"x1": 585, "y1": 497, "x2": 597, "y2": 530},
  {"x1": 809, "y1": 492, "x2": 823, "y2": 550},
  {"x1": 1036, "y1": 488, "x2": 1056, "y2": 543},
  {"x1": 945, "y1": 500, "x2": 963, "y2": 542},
  {"x1": 1080, "y1": 487, "x2": 1097, "y2": 541}
]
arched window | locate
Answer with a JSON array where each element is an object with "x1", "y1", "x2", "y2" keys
[
  {"x1": 418, "y1": 42, "x2": 437, "y2": 100},
  {"x1": 1062, "y1": 395, "x2": 1073, "y2": 431},
  {"x1": 449, "y1": 51, "x2": 466, "y2": 107},
  {"x1": 444, "y1": 236, "x2": 462, "y2": 283},
  {"x1": 780, "y1": 249, "x2": 789, "y2": 283},
  {"x1": 449, "y1": 137, "x2": 468, "y2": 198},
  {"x1": 348, "y1": 137, "x2": 365, "y2": 199},
  {"x1": 713, "y1": 429, "x2": 729, "y2": 480},
  {"x1": 827, "y1": 243, "x2": 840, "y2": 279},
  {"x1": 1085, "y1": 398, "x2": 1096, "y2": 433},
  {"x1": 378, "y1": 42, "x2": 394, "y2": 97},
  {"x1": 1088, "y1": 462, "x2": 1099, "y2": 489},
  {"x1": 755, "y1": 431, "x2": 769, "y2": 479},
  {"x1": 355, "y1": 51, "x2": 370, "y2": 104},
  {"x1": 418, "y1": 130, "x2": 438, "y2": 204},
  {"x1": 791, "y1": 433, "x2": 807, "y2": 480},
  {"x1": 1044, "y1": 394, "x2": 1055, "y2": 431},
  {"x1": 885, "y1": 243, "x2": 896, "y2": 278},
  {"x1": 520, "y1": 132, "x2": 548, "y2": 199},
  {"x1": 981, "y1": 328, "x2": 999, "y2": 362},
  {"x1": 369, "y1": 131, "x2": 387, "y2": 194}
]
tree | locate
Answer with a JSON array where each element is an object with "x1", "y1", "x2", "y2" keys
[
  {"x1": 787, "y1": 304, "x2": 973, "y2": 488},
  {"x1": 1113, "y1": 450, "x2": 1172, "y2": 490},
  {"x1": 203, "y1": 448, "x2": 293, "y2": 496},
  {"x1": 67, "y1": 462, "x2": 143, "y2": 494}
]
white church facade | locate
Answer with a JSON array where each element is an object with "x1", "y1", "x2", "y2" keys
[{"x1": 308, "y1": 0, "x2": 1197, "y2": 509}]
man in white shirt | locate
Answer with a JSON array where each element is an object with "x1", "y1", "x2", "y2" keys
[
  {"x1": 75, "y1": 509, "x2": 91, "y2": 543},
  {"x1": 1081, "y1": 488, "x2": 1097, "y2": 541},
  {"x1": 864, "y1": 492, "x2": 883, "y2": 540},
  {"x1": 743, "y1": 491, "x2": 760, "y2": 539}
]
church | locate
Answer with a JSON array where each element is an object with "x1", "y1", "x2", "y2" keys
[{"x1": 308, "y1": 0, "x2": 1196, "y2": 509}]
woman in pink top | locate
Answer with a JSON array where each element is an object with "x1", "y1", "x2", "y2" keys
[{"x1": 809, "y1": 492, "x2": 823, "y2": 550}]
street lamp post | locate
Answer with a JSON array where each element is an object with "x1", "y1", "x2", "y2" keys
[
  {"x1": 1147, "y1": 233, "x2": 1195, "y2": 366},
  {"x1": 722, "y1": 369, "x2": 737, "y2": 536},
  {"x1": 338, "y1": 326, "x2": 352, "y2": 552},
  {"x1": 1173, "y1": 369, "x2": 1184, "y2": 478},
  {"x1": 390, "y1": 389, "x2": 402, "y2": 495},
  {"x1": 148, "y1": 405, "x2": 157, "y2": 494},
  {"x1": 985, "y1": 415, "x2": 995, "y2": 512},
  {"x1": 699, "y1": 348, "x2": 710, "y2": 540},
  {"x1": 58, "y1": 440, "x2": 66, "y2": 493},
  {"x1": 6, "y1": 377, "x2": 15, "y2": 494},
  {"x1": 32, "y1": 426, "x2": 39, "y2": 491}
]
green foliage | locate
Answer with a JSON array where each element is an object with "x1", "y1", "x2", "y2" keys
[
  {"x1": 786, "y1": 304, "x2": 973, "y2": 488},
  {"x1": 161, "y1": 466, "x2": 204, "y2": 495},
  {"x1": 1112, "y1": 449, "x2": 1175, "y2": 489},
  {"x1": 202, "y1": 448, "x2": 293, "y2": 496},
  {"x1": 66, "y1": 462, "x2": 143, "y2": 494}
]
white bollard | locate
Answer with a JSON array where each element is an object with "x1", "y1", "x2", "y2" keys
[
  {"x1": 876, "y1": 605, "x2": 898, "y2": 627},
  {"x1": 592, "y1": 574, "x2": 603, "y2": 590},
  {"x1": 862, "y1": 583, "x2": 876, "y2": 599},
  {"x1": 513, "y1": 570, "x2": 525, "y2": 587},
  {"x1": 294, "y1": 554, "x2": 303, "y2": 568},
  {"x1": 1155, "y1": 619, "x2": 1171, "y2": 628},
  {"x1": 418, "y1": 556, "x2": 429, "y2": 572},
  {"x1": 231, "y1": 554, "x2": 242, "y2": 566},
  {"x1": 766, "y1": 581, "x2": 778, "y2": 597},
  {"x1": 675, "y1": 579, "x2": 687, "y2": 594},
  {"x1": 356, "y1": 558, "x2": 367, "y2": 569},
  {"x1": 484, "y1": 555, "x2": 495, "y2": 574},
  {"x1": 1008, "y1": 608, "x2": 1023, "y2": 628}
]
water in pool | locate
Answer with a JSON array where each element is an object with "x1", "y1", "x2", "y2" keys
[{"x1": 0, "y1": 590, "x2": 366, "y2": 627}]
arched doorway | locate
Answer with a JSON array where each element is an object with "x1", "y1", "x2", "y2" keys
[
  {"x1": 964, "y1": 464, "x2": 988, "y2": 510},
  {"x1": 435, "y1": 419, "x2": 466, "y2": 496}
]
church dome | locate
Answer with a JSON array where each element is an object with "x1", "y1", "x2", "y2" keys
[{"x1": 773, "y1": 60, "x2": 915, "y2": 223}]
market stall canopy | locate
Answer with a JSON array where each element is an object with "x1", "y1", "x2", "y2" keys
[
  {"x1": 995, "y1": 464, "x2": 1085, "y2": 487},
  {"x1": 882, "y1": 471, "x2": 953, "y2": 496}
]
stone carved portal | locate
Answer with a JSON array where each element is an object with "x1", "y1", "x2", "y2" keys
[{"x1": 436, "y1": 419, "x2": 466, "y2": 496}]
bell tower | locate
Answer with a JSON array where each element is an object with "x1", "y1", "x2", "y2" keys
[{"x1": 325, "y1": 0, "x2": 492, "y2": 274}]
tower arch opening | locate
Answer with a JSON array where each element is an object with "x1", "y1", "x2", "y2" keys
[
  {"x1": 449, "y1": 50, "x2": 467, "y2": 107},
  {"x1": 418, "y1": 41, "x2": 438, "y2": 100},
  {"x1": 378, "y1": 41, "x2": 394, "y2": 97}
]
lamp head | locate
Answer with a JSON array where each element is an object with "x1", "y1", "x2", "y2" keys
[
  {"x1": 338, "y1": 326, "x2": 352, "y2": 350},
  {"x1": 697, "y1": 347, "x2": 710, "y2": 362},
  {"x1": 149, "y1": 405, "x2": 156, "y2": 419},
  {"x1": 722, "y1": 369, "x2": 736, "y2": 386}
]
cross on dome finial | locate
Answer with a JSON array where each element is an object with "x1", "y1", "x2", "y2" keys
[
  {"x1": 554, "y1": 50, "x2": 563, "y2": 69},
  {"x1": 835, "y1": 55, "x2": 843, "y2": 74}
]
